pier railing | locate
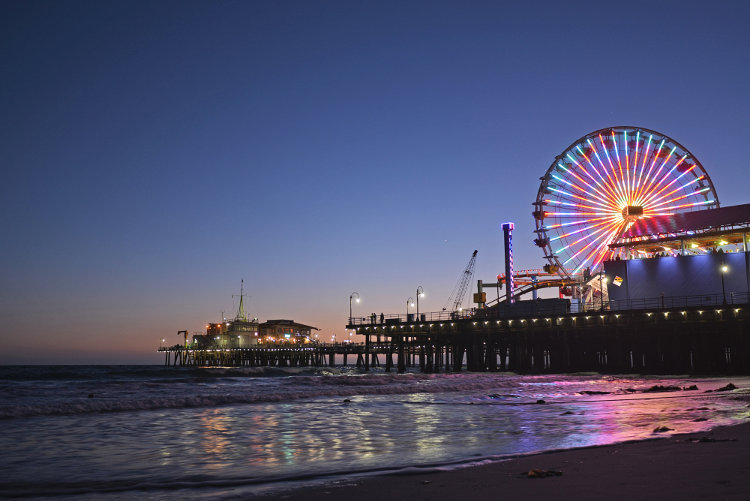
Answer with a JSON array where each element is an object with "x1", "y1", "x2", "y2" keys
[
  {"x1": 348, "y1": 291, "x2": 749, "y2": 325},
  {"x1": 598, "y1": 291, "x2": 748, "y2": 312}
]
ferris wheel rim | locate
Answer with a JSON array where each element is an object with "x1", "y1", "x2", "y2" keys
[{"x1": 534, "y1": 126, "x2": 720, "y2": 279}]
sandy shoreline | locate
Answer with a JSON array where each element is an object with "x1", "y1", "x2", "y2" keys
[{"x1": 257, "y1": 420, "x2": 750, "y2": 500}]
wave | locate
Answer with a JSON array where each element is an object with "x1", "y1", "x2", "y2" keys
[
  {"x1": 2, "y1": 371, "x2": 746, "y2": 419},
  {"x1": 0, "y1": 364, "x2": 334, "y2": 382},
  {"x1": 0, "y1": 373, "x2": 526, "y2": 419}
]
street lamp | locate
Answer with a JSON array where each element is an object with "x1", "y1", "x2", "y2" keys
[
  {"x1": 416, "y1": 286, "x2": 424, "y2": 320},
  {"x1": 406, "y1": 296, "x2": 414, "y2": 321},
  {"x1": 721, "y1": 263, "x2": 729, "y2": 305},
  {"x1": 349, "y1": 292, "x2": 360, "y2": 324}
]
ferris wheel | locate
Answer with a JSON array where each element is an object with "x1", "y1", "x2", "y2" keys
[{"x1": 533, "y1": 126, "x2": 719, "y2": 278}]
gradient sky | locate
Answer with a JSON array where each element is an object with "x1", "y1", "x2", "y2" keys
[{"x1": 1, "y1": 0, "x2": 749, "y2": 364}]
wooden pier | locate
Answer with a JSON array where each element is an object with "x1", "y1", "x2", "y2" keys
[
  {"x1": 159, "y1": 342, "x2": 428, "y2": 370},
  {"x1": 160, "y1": 295, "x2": 748, "y2": 374},
  {"x1": 346, "y1": 297, "x2": 750, "y2": 375}
]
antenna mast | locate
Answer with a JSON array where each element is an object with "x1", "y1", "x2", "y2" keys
[{"x1": 233, "y1": 279, "x2": 248, "y2": 321}]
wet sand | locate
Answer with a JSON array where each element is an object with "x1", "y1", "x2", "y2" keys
[{"x1": 262, "y1": 420, "x2": 750, "y2": 500}]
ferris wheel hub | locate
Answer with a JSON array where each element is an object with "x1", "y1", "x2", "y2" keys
[{"x1": 622, "y1": 205, "x2": 644, "y2": 220}]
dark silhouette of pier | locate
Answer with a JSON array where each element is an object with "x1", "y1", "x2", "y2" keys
[
  {"x1": 347, "y1": 292, "x2": 749, "y2": 374},
  {"x1": 160, "y1": 292, "x2": 748, "y2": 374},
  {"x1": 159, "y1": 342, "x2": 395, "y2": 369}
]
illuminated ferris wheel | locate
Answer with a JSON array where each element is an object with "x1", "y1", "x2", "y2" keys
[{"x1": 533, "y1": 126, "x2": 719, "y2": 278}]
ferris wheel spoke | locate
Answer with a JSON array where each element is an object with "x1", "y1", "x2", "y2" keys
[
  {"x1": 545, "y1": 200, "x2": 601, "y2": 211},
  {"x1": 550, "y1": 218, "x2": 616, "y2": 242},
  {"x1": 544, "y1": 211, "x2": 616, "y2": 217},
  {"x1": 638, "y1": 155, "x2": 689, "y2": 204},
  {"x1": 634, "y1": 138, "x2": 666, "y2": 203},
  {"x1": 635, "y1": 135, "x2": 662, "y2": 201},
  {"x1": 545, "y1": 191, "x2": 617, "y2": 213},
  {"x1": 598, "y1": 134, "x2": 621, "y2": 192},
  {"x1": 561, "y1": 217, "x2": 622, "y2": 261},
  {"x1": 590, "y1": 137, "x2": 620, "y2": 196},
  {"x1": 573, "y1": 148, "x2": 621, "y2": 203},
  {"x1": 553, "y1": 164, "x2": 616, "y2": 204},
  {"x1": 646, "y1": 182, "x2": 710, "y2": 210},
  {"x1": 640, "y1": 165, "x2": 698, "y2": 207},
  {"x1": 587, "y1": 138, "x2": 626, "y2": 204},
  {"x1": 632, "y1": 133, "x2": 651, "y2": 200},
  {"x1": 577, "y1": 222, "x2": 628, "y2": 273},
  {"x1": 649, "y1": 198, "x2": 714, "y2": 213},
  {"x1": 552, "y1": 219, "x2": 620, "y2": 255},
  {"x1": 637, "y1": 146, "x2": 677, "y2": 203},
  {"x1": 623, "y1": 130, "x2": 632, "y2": 195},
  {"x1": 613, "y1": 129, "x2": 630, "y2": 197},
  {"x1": 542, "y1": 216, "x2": 610, "y2": 230},
  {"x1": 563, "y1": 219, "x2": 623, "y2": 269},
  {"x1": 550, "y1": 170, "x2": 618, "y2": 209},
  {"x1": 589, "y1": 226, "x2": 626, "y2": 268},
  {"x1": 599, "y1": 133, "x2": 627, "y2": 201},
  {"x1": 637, "y1": 176, "x2": 699, "y2": 209},
  {"x1": 565, "y1": 153, "x2": 621, "y2": 204}
]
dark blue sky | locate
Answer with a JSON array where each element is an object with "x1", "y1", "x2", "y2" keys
[{"x1": 1, "y1": 0, "x2": 748, "y2": 363}]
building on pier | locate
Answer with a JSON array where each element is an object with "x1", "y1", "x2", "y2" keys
[
  {"x1": 191, "y1": 318, "x2": 320, "y2": 349},
  {"x1": 193, "y1": 318, "x2": 261, "y2": 348},
  {"x1": 605, "y1": 203, "x2": 750, "y2": 307},
  {"x1": 187, "y1": 281, "x2": 320, "y2": 348},
  {"x1": 259, "y1": 319, "x2": 319, "y2": 343}
]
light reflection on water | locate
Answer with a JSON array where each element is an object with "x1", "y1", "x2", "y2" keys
[{"x1": 1, "y1": 374, "x2": 749, "y2": 499}]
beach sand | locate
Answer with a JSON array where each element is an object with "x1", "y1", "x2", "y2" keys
[{"x1": 264, "y1": 420, "x2": 750, "y2": 500}]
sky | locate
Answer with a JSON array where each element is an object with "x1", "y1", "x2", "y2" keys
[{"x1": 1, "y1": 0, "x2": 749, "y2": 364}]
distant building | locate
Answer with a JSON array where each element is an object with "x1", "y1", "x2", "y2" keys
[
  {"x1": 191, "y1": 318, "x2": 319, "y2": 348},
  {"x1": 194, "y1": 318, "x2": 261, "y2": 348},
  {"x1": 259, "y1": 319, "x2": 319, "y2": 343},
  {"x1": 191, "y1": 280, "x2": 262, "y2": 348},
  {"x1": 186, "y1": 281, "x2": 321, "y2": 347}
]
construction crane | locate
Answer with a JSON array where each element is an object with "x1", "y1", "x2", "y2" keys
[{"x1": 443, "y1": 250, "x2": 478, "y2": 312}]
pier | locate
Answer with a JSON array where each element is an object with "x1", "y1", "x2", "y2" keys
[
  {"x1": 160, "y1": 292, "x2": 749, "y2": 374},
  {"x1": 160, "y1": 197, "x2": 749, "y2": 375},
  {"x1": 347, "y1": 292, "x2": 749, "y2": 374},
  {"x1": 159, "y1": 341, "x2": 428, "y2": 370}
]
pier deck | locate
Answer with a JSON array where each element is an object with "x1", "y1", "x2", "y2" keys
[
  {"x1": 346, "y1": 293, "x2": 750, "y2": 374},
  {"x1": 160, "y1": 293, "x2": 748, "y2": 374}
]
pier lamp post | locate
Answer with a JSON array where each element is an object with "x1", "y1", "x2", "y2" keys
[
  {"x1": 407, "y1": 297, "x2": 414, "y2": 321},
  {"x1": 349, "y1": 292, "x2": 360, "y2": 325},
  {"x1": 416, "y1": 286, "x2": 424, "y2": 320},
  {"x1": 721, "y1": 263, "x2": 729, "y2": 305}
]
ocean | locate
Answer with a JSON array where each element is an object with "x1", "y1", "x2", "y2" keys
[{"x1": 1, "y1": 365, "x2": 749, "y2": 500}]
